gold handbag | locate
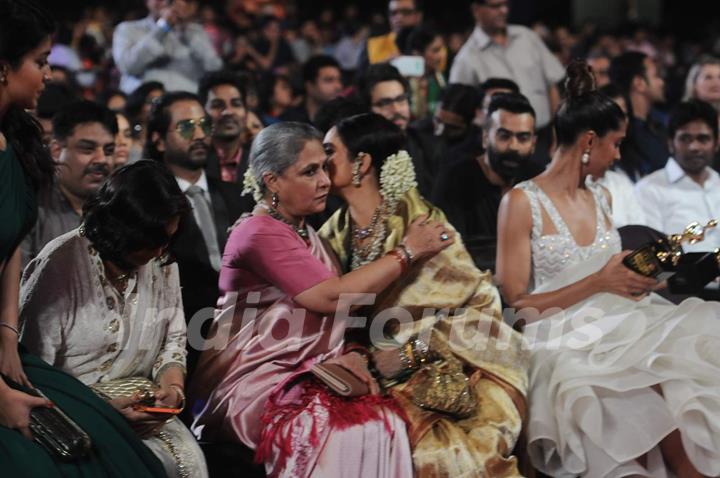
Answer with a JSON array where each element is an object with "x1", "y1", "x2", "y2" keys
[
  {"x1": 90, "y1": 376, "x2": 157, "y2": 405},
  {"x1": 408, "y1": 358, "x2": 477, "y2": 419}
]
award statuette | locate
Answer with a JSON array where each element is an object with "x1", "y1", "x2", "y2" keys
[{"x1": 623, "y1": 220, "x2": 718, "y2": 281}]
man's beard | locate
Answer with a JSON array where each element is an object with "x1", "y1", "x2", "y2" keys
[
  {"x1": 166, "y1": 141, "x2": 210, "y2": 170},
  {"x1": 678, "y1": 153, "x2": 712, "y2": 175},
  {"x1": 487, "y1": 147, "x2": 533, "y2": 184},
  {"x1": 213, "y1": 116, "x2": 244, "y2": 141}
]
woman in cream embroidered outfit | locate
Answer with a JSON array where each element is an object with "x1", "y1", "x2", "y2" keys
[{"x1": 21, "y1": 161, "x2": 208, "y2": 478}]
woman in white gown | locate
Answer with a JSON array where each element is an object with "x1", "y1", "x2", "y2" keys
[{"x1": 496, "y1": 60, "x2": 720, "y2": 477}]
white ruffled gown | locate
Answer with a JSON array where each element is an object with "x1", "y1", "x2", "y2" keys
[{"x1": 516, "y1": 180, "x2": 720, "y2": 478}]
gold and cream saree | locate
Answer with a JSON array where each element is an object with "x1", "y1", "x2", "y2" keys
[{"x1": 320, "y1": 189, "x2": 530, "y2": 477}]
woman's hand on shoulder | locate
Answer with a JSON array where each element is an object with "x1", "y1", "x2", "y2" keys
[{"x1": 402, "y1": 214, "x2": 454, "y2": 261}]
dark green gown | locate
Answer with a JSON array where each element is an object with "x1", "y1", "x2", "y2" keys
[{"x1": 0, "y1": 146, "x2": 166, "y2": 477}]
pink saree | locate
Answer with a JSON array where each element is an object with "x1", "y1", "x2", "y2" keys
[{"x1": 189, "y1": 216, "x2": 412, "y2": 477}]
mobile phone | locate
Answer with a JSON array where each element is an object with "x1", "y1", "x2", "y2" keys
[
  {"x1": 133, "y1": 405, "x2": 182, "y2": 415},
  {"x1": 390, "y1": 55, "x2": 425, "y2": 78}
]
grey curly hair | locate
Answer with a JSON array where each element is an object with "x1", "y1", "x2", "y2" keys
[{"x1": 249, "y1": 121, "x2": 323, "y2": 198}]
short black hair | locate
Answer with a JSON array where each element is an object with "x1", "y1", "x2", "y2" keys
[
  {"x1": 479, "y1": 78, "x2": 520, "y2": 96},
  {"x1": 406, "y1": 23, "x2": 440, "y2": 55},
  {"x1": 303, "y1": 55, "x2": 341, "y2": 85},
  {"x1": 357, "y1": 63, "x2": 409, "y2": 108},
  {"x1": 335, "y1": 113, "x2": 407, "y2": 175},
  {"x1": 486, "y1": 92, "x2": 536, "y2": 125},
  {"x1": 52, "y1": 100, "x2": 118, "y2": 141},
  {"x1": 125, "y1": 81, "x2": 165, "y2": 122},
  {"x1": 198, "y1": 70, "x2": 247, "y2": 106},
  {"x1": 82, "y1": 160, "x2": 191, "y2": 271},
  {"x1": 313, "y1": 96, "x2": 367, "y2": 134},
  {"x1": 144, "y1": 91, "x2": 203, "y2": 161},
  {"x1": 36, "y1": 82, "x2": 79, "y2": 120},
  {"x1": 608, "y1": 51, "x2": 648, "y2": 97},
  {"x1": 439, "y1": 84, "x2": 480, "y2": 124},
  {"x1": 97, "y1": 88, "x2": 127, "y2": 110},
  {"x1": 668, "y1": 100, "x2": 719, "y2": 140}
]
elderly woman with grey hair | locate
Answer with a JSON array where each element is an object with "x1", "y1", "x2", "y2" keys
[{"x1": 188, "y1": 122, "x2": 453, "y2": 477}]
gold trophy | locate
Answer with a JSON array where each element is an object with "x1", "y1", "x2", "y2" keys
[{"x1": 623, "y1": 220, "x2": 718, "y2": 282}]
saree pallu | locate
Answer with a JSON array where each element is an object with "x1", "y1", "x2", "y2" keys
[{"x1": 320, "y1": 188, "x2": 530, "y2": 478}]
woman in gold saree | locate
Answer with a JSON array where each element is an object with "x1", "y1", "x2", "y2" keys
[{"x1": 320, "y1": 113, "x2": 530, "y2": 477}]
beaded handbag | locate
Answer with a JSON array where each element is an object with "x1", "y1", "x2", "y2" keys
[{"x1": 90, "y1": 376, "x2": 157, "y2": 404}]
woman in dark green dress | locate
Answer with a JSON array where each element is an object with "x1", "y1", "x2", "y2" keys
[{"x1": 0, "y1": 1, "x2": 166, "y2": 476}]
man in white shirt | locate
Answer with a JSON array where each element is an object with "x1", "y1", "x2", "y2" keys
[
  {"x1": 113, "y1": 0, "x2": 222, "y2": 94},
  {"x1": 636, "y1": 100, "x2": 720, "y2": 252},
  {"x1": 449, "y1": 0, "x2": 565, "y2": 164}
]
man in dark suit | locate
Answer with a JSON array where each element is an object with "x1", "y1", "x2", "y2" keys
[{"x1": 145, "y1": 91, "x2": 252, "y2": 374}]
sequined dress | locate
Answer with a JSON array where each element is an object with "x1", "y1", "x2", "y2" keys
[{"x1": 516, "y1": 180, "x2": 720, "y2": 478}]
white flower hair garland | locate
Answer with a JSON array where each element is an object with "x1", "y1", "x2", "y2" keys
[
  {"x1": 242, "y1": 166, "x2": 263, "y2": 202},
  {"x1": 379, "y1": 150, "x2": 417, "y2": 207}
]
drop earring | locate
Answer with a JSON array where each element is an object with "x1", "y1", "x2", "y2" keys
[
  {"x1": 352, "y1": 153, "x2": 365, "y2": 187},
  {"x1": 581, "y1": 149, "x2": 591, "y2": 165},
  {"x1": 271, "y1": 192, "x2": 279, "y2": 208}
]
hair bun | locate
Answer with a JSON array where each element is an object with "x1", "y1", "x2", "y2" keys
[{"x1": 564, "y1": 59, "x2": 596, "y2": 100}]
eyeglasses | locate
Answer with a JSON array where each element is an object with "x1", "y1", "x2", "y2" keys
[
  {"x1": 174, "y1": 117, "x2": 212, "y2": 140},
  {"x1": 372, "y1": 93, "x2": 409, "y2": 109},
  {"x1": 389, "y1": 7, "x2": 416, "y2": 16}
]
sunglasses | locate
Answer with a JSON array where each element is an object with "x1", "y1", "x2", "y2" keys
[{"x1": 174, "y1": 117, "x2": 212, "y2": 140}]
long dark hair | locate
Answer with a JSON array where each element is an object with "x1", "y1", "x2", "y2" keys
[
  {"x1": 82, "y1": 161, "x2": 191, "y2": 271},
  {"x1": 554, "y1": 60, "x2": 626, "y2": 147},
  {"x1": 0, "y1": 0, "x2": 55, "y2": 188}
]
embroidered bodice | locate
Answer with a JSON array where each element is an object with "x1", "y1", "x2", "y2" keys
[{"x1": 515, "y1": 180, "x2": 622, "y2": 290}]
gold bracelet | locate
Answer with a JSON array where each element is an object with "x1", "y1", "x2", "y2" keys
[
  {"x1": 405, "y1": 342, "x2": 416, "y2": 368},
  {"x1": 168, "y1": 384, "x2": 186, "y2": 412}
]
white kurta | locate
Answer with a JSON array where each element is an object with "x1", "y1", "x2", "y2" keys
[{"x1": 20, "y1": 229, "x2": 207, "y2": 478}]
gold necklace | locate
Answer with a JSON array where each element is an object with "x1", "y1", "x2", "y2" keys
[{"x1": 259, "y1": 201, "x2": 309, "y2": 242}]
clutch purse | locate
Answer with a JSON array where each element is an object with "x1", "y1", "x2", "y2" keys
[
  {"x1": 408, "y1": 359, "x2": 477, "y2": 419},
  {"x1": 310, "y1": 363, "x2": 369, "y2": 397},
  {"x1": 623, "y1": 220, "x2": 718, "y2": 281},
  {"x1": 29, "y1": 388, "x2": 93, "y2": 461},
  {"x1": 90, "y1": 376, "x2": 157, "y2": 405},
  {"x1": 5, "y1": 378, "x2": 92, "y2": 462}
]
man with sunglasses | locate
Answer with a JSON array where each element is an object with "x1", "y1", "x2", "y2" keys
[
  {"x1": 359, "y1": 63, "x2": 443, "y2": 197},
  {"x1": 145, "y1": 92, "x2": 247, "y2": 375},
  {"x1": 21, "y1": 101, "x2": 117, "y2": 267},
  {"x1": 450, "y1": 0, "x2": 564, "y2": 166}
]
